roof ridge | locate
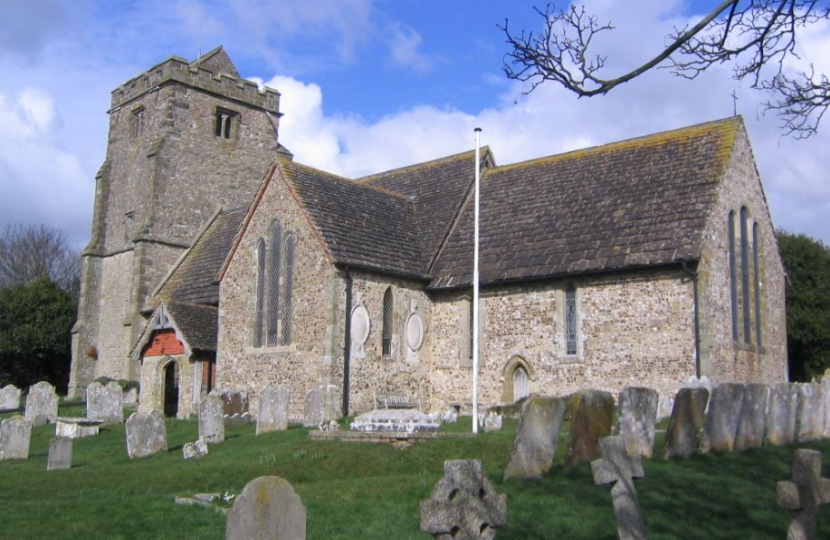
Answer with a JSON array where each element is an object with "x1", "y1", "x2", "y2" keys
[
  {"x1": 491, "y1": 117, "x2": 741, "y2": 174},
  {"x1": 356, "y1": 147, "x2": 489, "y2": 184},
  {"x1": 281, "y1": 157, "x2": 413, "y2": 201}
]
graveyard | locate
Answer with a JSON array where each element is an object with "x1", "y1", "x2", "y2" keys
[{"x1": 2, "y1": 400, "x2": 830, "y2": 540}]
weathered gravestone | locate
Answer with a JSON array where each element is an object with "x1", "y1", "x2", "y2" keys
[
  {"x1": 47, "y1": 437, "x2": 72, "y2": 471},
  {"x1": 226, "y1": 476, "x2": 306, "y2": 540},
  {"x1": 421, "y1": 460, "x2": 507, "y2": 540},
  {"x1": 257, "y1": 387, "x2": 289, "y2": 435},
  {"x1": 777, "y1": 449, "x2": 830, "y2": 540},
  {"x1": 766, "y1": 383, "x2": 799, "y2": 446},
  {"x1": 823, "y1": 374, "x2": 830, "y2": 438},
  {"x1": 700, "y1": 383, "x2": 745, "y2": 453},
  {"x1": 0, "y1": 415, "x2": 32, "y2": 461},
  {"x1": 0, "y1": 384, "x2": 22, "y2": 410},
  {"x1": 24, "y1": 381, "x2": 58, "y2": 426},
  {"x1": 797, "y1": 384, "x2": 825, "y2": 443},
  {"x1": 503, "y1": 395, "x2": 566, "y2": 480},
  {"x1": 125, "y1": 410, "x2": 167, "y2": 459},
  {"x1": 565, "y1": 390, "x2": 614, "y2": 469},
  {"x1": 480, "y1": 411, "x2": 503, "y2": 432},
  {"x1": 734, "y1": 383, "x2": 769, "y2": 451},
  {"x1": 199, "y1": 395, "x2": 225, "y2": 443},
  {"x1": 86, "y1": 381, "x2": 124, "y2": 425},
  {"x1": 220, "y1": 390, "x2": 249, "y2": 417},
  {"x1": 616, "y1": 387, "x2": 658, "y2": 458},
  {"x1": 591, "y1": 436, "x2": 648, "y2": 540},
  {"x1": 303, "y1": 385, "x2": 341, "y2": 427},
  {"x1": 663, "y1": 387, "x2": 709, "y2": 459},
  {"x1": 183, "y1": 438, "x2": 208, "y2": 460}
]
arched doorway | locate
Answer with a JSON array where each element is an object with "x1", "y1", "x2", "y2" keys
[
  {"x1": 513, "y1": 365, "x2": 530, "y2": 403},
  {"x1": 501, "y1": 356, "x2": 536, "y2": 404},
  {"x1": 162, "y1": 361, "x2": 179, "y2": 417}
]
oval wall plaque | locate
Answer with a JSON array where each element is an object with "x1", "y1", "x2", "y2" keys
[
  {"x1": 350, "y1": 304, "x2": 370, "y2": 345},
  {"x1": 405, "y1": 312, "x2": 424, "y2": 351}
]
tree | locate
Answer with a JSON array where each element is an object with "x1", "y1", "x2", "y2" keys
[
  {"x1": 500, "y1": 1, "x2": 830, "y2": 137},
  {"x1": 0, "y1": 279, "x2": 77, "y2": 391},
  {"x1": 777, "y1": 231, "x2": 830, "y2": 381},
  {"x1": 0, "y1": 223, "x2": 81, "y2": 297}
]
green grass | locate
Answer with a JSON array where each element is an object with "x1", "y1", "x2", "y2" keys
[{"x1": 1, "y1": 415, "x2": 829, "y2": 540}]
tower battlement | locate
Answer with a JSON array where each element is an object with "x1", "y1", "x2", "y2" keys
[{"x1": 110, "y1": 54, "x2": 280, "y2": 114}]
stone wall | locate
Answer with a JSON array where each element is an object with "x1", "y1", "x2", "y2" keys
[
  {"x1": 138, "y1": 353, "x2": 196, "y2": 418},
  {"x1": 696, "y1": 125, "x2": 788, "y2": 384}
]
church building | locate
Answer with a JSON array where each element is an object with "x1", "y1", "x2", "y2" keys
[{"x1": 69, "y1": 49, "x2": 788, "y2": 419}]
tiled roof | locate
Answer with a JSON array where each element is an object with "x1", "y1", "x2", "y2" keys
[
  {"x1": 281, "y1": 159, "x2": 429, "y2": 278},
  {"x1": 358, "y1": 149, "x2": 490, "y2": 267},
  {"x1": 155, "y1": 207, "x2": 247, "y2": 306},
  {"x1": 166, "y1": 302, "x2": 218, "y2": 353},
  {"x1": 429, "y1": 117, "x2": 741, "y2": 289}
]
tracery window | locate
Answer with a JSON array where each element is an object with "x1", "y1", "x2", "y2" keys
[
  {"x1": 253, "y1": 223, "x2": 295, "y2": 348},
  {"x1": 382, "y1": 287, "x2": 393, "y2": 357},
  {"x1": 565, "y1": 284, "x2": 577, "y2": 356}
]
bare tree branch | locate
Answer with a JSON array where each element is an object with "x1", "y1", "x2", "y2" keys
[{"x1": 0, "y1": 224, "x2": 81, "y2": 296}]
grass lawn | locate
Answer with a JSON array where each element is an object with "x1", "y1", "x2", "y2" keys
[{"x1": 1, "y1": 412, "x2": 830, "y2": 540}]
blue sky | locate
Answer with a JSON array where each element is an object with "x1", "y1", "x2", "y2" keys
[{"x1": 1, "y1": 0, "x2": 829, "y2": 248}]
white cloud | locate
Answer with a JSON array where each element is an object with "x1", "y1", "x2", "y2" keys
[{"x1": 387, "y1": 23, "x2": 436, "y2": 74}]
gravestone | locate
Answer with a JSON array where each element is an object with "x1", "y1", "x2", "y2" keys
[
  {"x1": 564, "y1": 390, "x2": 614, "y2": 469},
  {"x1": 421, "y1": 460, "x2": 507, "y2": 540},
  {"x1": 504, "y1": 395, "x2": 566, "y2": 480},
  {"x1": 663, "y1": 387, "x2": 709, "y2": 458},
  {"x1": 257, "y1": 387, "x2": 289, "y2": 435},
  {"x1": 591, "y1": 436, "x2": 647, "y2": 540},
  {"x1": 24, "y1": 381, "x2": 58, "y2": 426},
  {"x1": 47, "y1": 437, "x2": 72, "y2": 471},
  {"x1": 616, "y1": 387, "x2": 659, "y2": 458},
  {"x1": 199, "y1": 395, "x2": 225, "y2": 443},
  {"x1": 797, "y1": 384, "x2": 825, "y2": 443},
  {"x1": 734, "y1": 383, "x2": 769, "y2": 451},
  {"x1": 226, "y1": 476, "x2": 306, "y2": 540},
  {"x1": 481, "y1": 411, "x2": 503, "y2": 432},
  {"x1": 125, "y1": 410, "x2": 167, "y2": 459},
  {"x1": 0, "y1": 384, "x2": 21, "y2": 410},
  {"x1": 766, "y1": 383, "x2": 799, "y2": 446},
  {"x1": 303, "y1": 385, "x2": 341, "y2": 427},
  {"x1": 183, "y1": 438, "x2": 208, "y2": 459},
  {"x1": 700, "y1": 383, "x2": 745, "y2": 453},
  {"x1": 220, "y1": 390, "x2": 249, "y2": 417},
  {"x1": 777, "y1": 449, "x2": 830, "y2": 540},
  {"x1": 86, "y1": 381, "x2": 124, "y2": 425},
  {"x1": 0, "y1": 415, "x2": 32, "y2": 461}
]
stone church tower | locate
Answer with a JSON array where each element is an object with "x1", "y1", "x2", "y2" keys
[{"x1": 68, "y1": 48, "x2": 282, "y2": 397}]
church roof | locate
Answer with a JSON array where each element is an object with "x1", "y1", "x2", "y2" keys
[
  {"x1": 131, "y1": 301, "x2": 218, "y2": 360},
  {"x1": 429, "y1": 117, "x2": 741, "y2": 289},
  {"x1": 151, "y1": 207, "x2": 247, "y2": 307}
]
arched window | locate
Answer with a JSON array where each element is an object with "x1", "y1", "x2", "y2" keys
[
  {"x1": 565, "y1": 284, "x2": 577, "y2": 356},
  {"x1": 382, "y1": 287, "x2": 393, "y2": 357},
  {"x1": 753, "y1": 222, "x2": 762, "y2": 346},
  {"x1": 280, "y1": 233, "x2": 295, "y2": 346},
  {"x1": 728, "y1": 211, "x2": 738, "y2": 341},
  {"x1": 740, "y1": 207, "x2": 751, "y2": 344},
  {"x1": 266, "y1": 221, "x2": 282, "y2": 346},
  {"x1": 254, "y1": 238, "x2": 266, "y2": 347}
]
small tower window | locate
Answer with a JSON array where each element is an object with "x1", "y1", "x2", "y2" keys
[
  {"x1": 131, "y1": 107, "x2": 144, "y2": 139},
  {"x1": 215, "y1": 108, "x2": 238, "y2": 139}
]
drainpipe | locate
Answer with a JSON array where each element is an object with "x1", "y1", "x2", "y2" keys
[
  {"x1": 342, "y1": 269, "x2": 353, "y2": 417},
  {"x1": 681, "y1": 261, "x2": 701, "y2": 378}
]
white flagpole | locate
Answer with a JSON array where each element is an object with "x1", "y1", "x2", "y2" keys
[{"x1": 472, "y1": 127, "x2": 481, "y2": 434}]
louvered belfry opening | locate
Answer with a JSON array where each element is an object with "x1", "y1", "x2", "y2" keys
[
  {"x1": 382, "y1": 287, "x2": 393, "y2": 356},
  {"x1": 280, "y1": 234, "x2": 295, "y2": 346},
  {"x1": 266, "y1": 221, "x2": 282, "y2": 346}
]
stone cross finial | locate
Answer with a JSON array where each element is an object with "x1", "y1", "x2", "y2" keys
[
  {"x1": 777, "y1": 449, "x2": 830, "y2": 540},
  {"x1": 591, "y1": 436, "x2": 648, "y2": 540}
]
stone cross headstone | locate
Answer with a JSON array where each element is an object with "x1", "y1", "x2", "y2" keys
[
  {"x1": 86, "y1": 381, "x2": 124, "y2": 425},
  {"x1": 226, "y1": 476, "x2": 306, "y2": 540},
  {"x1": 183, "y1": 438, "x2": 208, "y2": 460},
  {"x1": 257, "y1": 387, "x2": 289, "y2": 435},
  {"x1": 503, "y1": 395, "x2": 566, "y2": 480},
  {"x1": 591, "y1": 436, "x2": 648, "y2": 540},
  {"x1": 616, "y1": 387, "x2": 659, "y2": 458},
  {"x1": 700, "y1": 383, "x2": 745, "y2": 453},
  {"x1": 0, "y1": 415, "x2": 32, "y2": 461},
  {"x1": 125, "y1": 410, "x2": 167, "y2": 459},
  {"x1": 0, "y1": 384, "x2": 22, "y2": 410},
  {"x1": 766, "y1": 383, "x2": 799, "y2": 446},
  {"x1": 47, "y1": 437, "x2": 72, "y2": 471},
  {"x1": 199, "y1": 395, "x2": 225, "y2": 443},
  {"x1": 663, "y1": 387, "x2": 709, "y2": 459},
  {"x1": 24, "y1": 381, "x2": 58, "y2": 426},
  {"x1": 421, "y1": 460, "x2": 507, "y2": 540},
  {"x1": 734, "y1": 383, "x2": 769, "y2": 451},
  {"x1": 797, "y1": 384, "x2": 825, "y2": 443},
  {"x1": 564, "y1": 389, "x2": 614, "y2": 469},
  {"x1": 777, "y1": 449, "x2": 830, "y2": 540}
]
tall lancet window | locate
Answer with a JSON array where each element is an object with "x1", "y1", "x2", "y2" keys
[
  {"x1": 254, "y1": 238, "x2": 266, "y2": 348},
  {"x1": 266, "y1": 221, "x2": 282, "y2": 346},
  {"x1": 382, "y1": 287, "x2": 393, "y2": 357},
  {"x1": 753, "y1": 222, "x2": 762, "y2": 346},
  {"x1": 728, "y1": 211, "x2": 739, "y2": 341},
  {"x1": 280, "y1": 234, "x2": 295, "y2": 346},
  {"x1": 740, "y1": 207, "x2": 751, "y2": 344},
  {"x1": 565, "y1": 284, "x2": 577, "y2": 356}
]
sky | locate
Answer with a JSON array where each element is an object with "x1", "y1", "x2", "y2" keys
[{"x1": 1, "y1": 0, "x2": 829, "y2": 249}]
